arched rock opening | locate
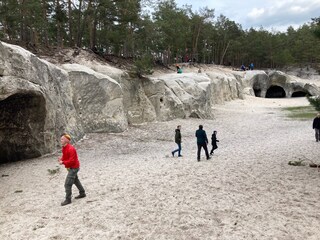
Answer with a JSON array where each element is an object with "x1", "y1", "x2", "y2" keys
[
  {"x1": 291, "y1": 91, "x2": 309, "y2": 97},
  {"x1": 0, "y1": 92, "x2": 46, "y2": 163},
  {"x1": 266, "y1": 86, "x2": 286, "y2": 98}
]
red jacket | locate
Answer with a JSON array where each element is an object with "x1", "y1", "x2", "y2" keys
[{"x1": 61, "y1": 144, "x2": 80, "y2": 169}]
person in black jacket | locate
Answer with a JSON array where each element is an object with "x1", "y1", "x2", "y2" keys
[
  {"x1": 195, "y1": 125, "x2": 210, "y2": 161},
  {"x1": 172, "y1": 125, "x2": 182, "y2": 157},
  {"x1": 313, "y1": 113, "x2": 320, "y2": 142},
  {"x1": 210, "y1": 130, "x2": 219, "y2": 155}
]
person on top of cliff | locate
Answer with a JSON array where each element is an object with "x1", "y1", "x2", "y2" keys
[
  {"x1": 249, "y1": 63, "x2": 254, "y2": 70},
  {"x1": 176, "y1": 64, "x2": 182, "y2": 73},
  {"x1": 58, "y1": 133, "x2": 86, "y2": 206}
]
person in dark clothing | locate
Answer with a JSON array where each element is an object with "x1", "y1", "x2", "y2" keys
[
  {"x1": 195, "y1": 125, "x2": 211, "y2": 161},
  {"x1": 172, "y1": 125, "x2": 182, "y2": 157},
  {"x1": 312, "y1": 113, "x2": 320, "y2": 142},
  {"x1": 249, "y1": 63, "x2": 254, "y2": 70},
  {"x1": 210, "y1": 130, "x2": 219, "y2": 155}
]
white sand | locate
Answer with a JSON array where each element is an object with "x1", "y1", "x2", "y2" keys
[{"x1": 1, "y1": 96, "x2": 320, "y2": 240}]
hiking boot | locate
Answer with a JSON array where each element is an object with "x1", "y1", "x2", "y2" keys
[
  {"x1": 207, "y1": 157, "x2": 211, "y2": 160},
  {"x1": 197, "y1": 159, "x2": 200, "y2": 162},
  {"x1": 61, "y1": 199, "x2": 71, "y2": 206},
  {"x1": 75, "y1": 194, "x2": 86, "y2": 199},
  {"x1": 178, "y1": 155, "x2": 183, "y2": 157}
]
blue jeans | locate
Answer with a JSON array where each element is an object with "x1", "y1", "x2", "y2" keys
[{"x1": 172, "y1": 143, "x2": 182, "y2": 156}]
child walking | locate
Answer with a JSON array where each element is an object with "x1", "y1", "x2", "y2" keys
[{"x1": 210, "y1": 130, "x2": 219, "y2": 155}]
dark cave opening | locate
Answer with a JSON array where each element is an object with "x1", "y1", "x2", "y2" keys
[
  {"x1": 266, "y1": 86, "x2": 286, "y2": 98},
  {"x1": 0, "y1": 92, "x2": 46, "y2": 163},
  {"x1": 291, "y1": 91, "x2": 309, "y2": 97},
  {"x1": 253, "y1": 88, "x2": 262, "y2": 97}
]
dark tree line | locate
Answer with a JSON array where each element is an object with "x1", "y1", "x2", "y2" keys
[{"x1": 0, "y1": 0, "x2": 319, "y2": 68}]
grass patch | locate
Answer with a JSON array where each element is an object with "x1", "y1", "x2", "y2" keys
[
  {"x1": 47, "y1": 166, "x2": 60, "y2": 175},
  {"x1": 282, "y1": 105, "x2": 317, "y2": 120}
]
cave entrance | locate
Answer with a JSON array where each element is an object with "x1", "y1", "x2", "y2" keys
[
  {"x1": 291, "y1": 91, "x2": 309, "y2": 97},
  {"x1": 266, "y1": 86, "x2": 286, "y2": 98},
  {"x1": 0, "y1": 92, "x2": 46, "y2": 163},
  {"x1": 253, "y1": 88, "x2": 261, "y2": 97}
]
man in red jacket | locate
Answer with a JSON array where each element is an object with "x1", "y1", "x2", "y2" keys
[{"x1": 59, "y1": 134, "x2": 86, "y2": 206}]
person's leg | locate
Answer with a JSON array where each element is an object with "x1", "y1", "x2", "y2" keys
[
  {"x1": 62, "y1": 169, "x2": 77, "y2": 205},
  {"x1": 74, "y1": 171, "x2": 85, "y2": 196},
  {"x1": 203, "y1": 144, "x2": 210, "y2": 159},
  {"x1": 172, "y1": 143, "x2": 179, "y2": 156},
  {"x1": 178, "y1": 143, "x2": 182, "y2": 156},
  {"x1": 197, "y1": 143, "x2": 201, "y2": 161},
  {"x1": 316, "y1": 129, "x2": 320, "y2": 142},
  {"x1": 210, "y1": 145, "x2": 214, "y2": 155}
]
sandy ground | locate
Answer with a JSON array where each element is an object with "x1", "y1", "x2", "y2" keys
[{"x1": 1, "y1": 96, "x2": 320, "y2": 240}]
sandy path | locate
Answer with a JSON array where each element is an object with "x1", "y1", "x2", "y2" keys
[{"x1": 1, "y1": 96, "x2": 320, "y2": 240}]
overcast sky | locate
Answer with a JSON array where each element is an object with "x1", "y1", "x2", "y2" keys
[{"x1": 175, "y1": 0, "x2": 320, "y2": 32}]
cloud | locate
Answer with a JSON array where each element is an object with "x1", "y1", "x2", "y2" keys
[
  {"x1": 289, "y1": 6, "x2": 308, "y2": 14},
  {"x1": 248, "y1": 8, "x2": 265, "y2": 18},
  {"x1": 243, "y1": 0, "x2": 320, "y2": 30},
  {"x1": 175, "y1": 0, "x2": 320, "y2": 31}
]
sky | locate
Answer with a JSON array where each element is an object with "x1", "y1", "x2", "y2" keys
[{"x1": 175, "y1": 0, "x2": 320, "y2": 32}]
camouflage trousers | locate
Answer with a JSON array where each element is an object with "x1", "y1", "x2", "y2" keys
[{"x1": 64, "y1": 168, "x2": 85, "y2": 201}]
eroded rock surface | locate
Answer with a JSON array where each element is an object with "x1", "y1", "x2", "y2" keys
[
  {"x1": 1, "y1": 41, "x2": 320, "y2": 162},
  {"x1": 0, "y1": 42, "x2": 84, "y2": 163}
]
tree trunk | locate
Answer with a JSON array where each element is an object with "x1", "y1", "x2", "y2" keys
[
  {"x1": 193, "y1": 22, "x2": 201, "y2": 60},
  {"x1": 87, "y1": 0, "x2": 95, "y2": 49},
  {"x1": 19, "y1": 0, "x2": 27, "y2": 45},
  {"x1": 76, "y1": 0, "x2": 83, "y2": 47},
  {"x1": 78, "y1": 0, "x2": 93, "y2": 48},
  {"x1": 91, "y1": 16, "x2": 98, "y2": 49},
  {"x1": 41, "y1": 0, "x2": 49, "y2": 47},
  {"x1": 220, "y1": 41, "x2": 230, "y2": 65},
  {"x1": 68, "y1": 0, "x2": 74, "y2": 46},
  {"x1": 55, "y1": 0, "x2": 63, "y2": 48}
]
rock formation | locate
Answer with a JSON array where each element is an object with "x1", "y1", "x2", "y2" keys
[
  {"x1": 242, "y1": 70, "x2": 320, "y2": 98},
  {"x1": 62, "y1": 64, "x2": 128, "y2": 133},
  {"x1": 0, "y1": 42, "x2": 84, "y2": 163},
  {"x1": 1, "y1": 41, "x2": 319, "y2": 163}
]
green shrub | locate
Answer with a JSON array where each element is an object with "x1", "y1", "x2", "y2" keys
[
  {"x1": 131, "y1": 54, "x2": 154, "y2": 78},
  {"x1": 47, "y1": 166, "x2": 60, "y2": 175},
  {"x1": 307, "y1": 96, "x2": 320, "y2": 111},
  {"x1": 282, "y1": 105, "x2": 316, "y2": 120}
]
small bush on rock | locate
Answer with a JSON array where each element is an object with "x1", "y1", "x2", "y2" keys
[{"x1": 131, "y1": 54, "x2": 154, "y2": 78}]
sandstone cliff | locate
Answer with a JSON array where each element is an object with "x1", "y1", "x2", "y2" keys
[{"x1": 0, "y1": 41, "x2": 319, "y2": 163}]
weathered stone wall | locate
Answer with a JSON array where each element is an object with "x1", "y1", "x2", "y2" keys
[
  {"x1": 62, "y1": 64, "x2": 128, "y2": 133},
  {"x1": 2, "y1": 41, "x2": 320, "y2": 163},
  {"x1": 0, "y1": 42, "x2": 84, "y2": 163}
]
